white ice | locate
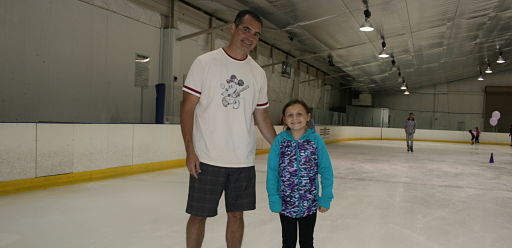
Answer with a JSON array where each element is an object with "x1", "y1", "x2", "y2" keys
[{"x1": 1, "y1": 140, "x2": 511, "y2": 248}]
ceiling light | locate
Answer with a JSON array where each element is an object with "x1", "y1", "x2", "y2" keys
[
  {"x1": 485, "y1": 63, "x2": 492, "y2": 74},
  {"x1": 360, "y1": 19, "x2": 374, "y2": 31},
  {"x1": 477, "y1": 67, "x2": 484, "y2": 80},
  {"x1": 400, "y1": 82, "x2": 407, "y2": 89},
  {"x1": 397, "y1": 72, "x2": 403, "y2": 83},
  {"x1": 497, "y1": 51, "x2": 506, "y2": 63},
  {"x1": 135, "y1": 54, "x2": 150, "y2": 63},
  {"x1": 404, "y1": 89, "x2": 410, "y2": 95},
  {"x1": 378, "y1": 40, "x2": 389, "y2": 58},
  {"x1": 391, "y1": 58, "x2": 397, "y2": 70},
  {"x1": 359, "y1": 8, "x2": 374, "y2": 32}
]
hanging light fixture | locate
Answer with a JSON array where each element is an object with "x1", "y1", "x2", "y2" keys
[
  {"x1": 477, "y1": 67, "x2": 484, "y2": 80},
  {"x1": 485, "y1": 61, "x2": 493, "y2": 74},
  {"x1": 378, "y1": 40, "x2": 389, "y2": 58},
  {"x1": 496, "y1": 51, "x2": 506, "y2": 64},
  {"x1": 404, "y1": 88, "x2": 410, "y2": 95},
  {"x1": 359, "y1": 1, "x2": 375, "y2": 32},
  {"x1": 397, "y1": 71, "x2": 403, "y2": 83},
  {"x1": 400, "y1": 80, "x2": 407, "y2": 89}
]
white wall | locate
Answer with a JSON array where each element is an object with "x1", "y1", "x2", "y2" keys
[
  {"x1": 0, "y1": 0, "x2": 161, "y2": 123},
  {"x1": 0, "y1": 0, "x2": 346, "y2": 125},
  {"x1": 373, "y1": 70, "x2": 512, "y2": 131}
]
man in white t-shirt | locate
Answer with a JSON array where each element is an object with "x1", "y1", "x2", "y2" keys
[{"x1": 180, "y1": 9, "x2": 276, "y2": 248}]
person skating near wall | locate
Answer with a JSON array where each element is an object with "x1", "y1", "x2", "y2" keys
[
  {"x1": 404, "y1": 112, "x2": 416, "y2": 152},
  {"x1": 509, "y1": 124, "x2": 512, "y2": 146},
  {"x1": 468, "y1": 129, "x2": 475, "y2": 145},
  {"x1": 475, "y1": 127, "x2": 481, "y2": 144}
]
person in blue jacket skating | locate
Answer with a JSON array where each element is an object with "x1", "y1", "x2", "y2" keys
[{"x1": 266, "y1": 99, "x2": 334, "y2": 248}]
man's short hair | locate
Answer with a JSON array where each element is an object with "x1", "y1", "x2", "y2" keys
[{"x1": 234, "y1": 9, "x2": 263, "y2": 27}]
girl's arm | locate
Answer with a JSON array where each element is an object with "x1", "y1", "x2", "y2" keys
[
  {"x1": 317, "y1": 136, "x2": 334, "y2": 209},
  {"x1": 266, "y1": 137, "x2": 282, "y2": 213}
]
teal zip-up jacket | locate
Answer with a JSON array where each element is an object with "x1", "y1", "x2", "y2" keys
[{"x1": 266, "y1": 128, "x2": 334, "y2": 218}]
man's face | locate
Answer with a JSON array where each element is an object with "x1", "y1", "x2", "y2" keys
[{"x1": 231, "y1": 15, "x2": 262, "y2": 54}]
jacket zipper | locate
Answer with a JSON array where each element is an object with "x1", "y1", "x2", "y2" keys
[{"x1": 296, "y1": 140, "x2": 303, "y2": 216}]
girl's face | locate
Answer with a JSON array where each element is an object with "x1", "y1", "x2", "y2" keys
[{"x1": 284, "y1": 104, "x2": 311, "y2": 132}]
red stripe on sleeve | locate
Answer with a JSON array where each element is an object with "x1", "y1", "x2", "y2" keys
[{"x1": 183, "y1": 85, "x2": 201, "y2": 95}]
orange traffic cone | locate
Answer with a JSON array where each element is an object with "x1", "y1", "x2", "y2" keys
[{"x1": 489, "y1": 153, "x2": 494, "y2": 163}]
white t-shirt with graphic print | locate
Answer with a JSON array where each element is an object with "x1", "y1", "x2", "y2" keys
[{"x1": 183, "y1": 48, "x2": 269, "y2": 168}]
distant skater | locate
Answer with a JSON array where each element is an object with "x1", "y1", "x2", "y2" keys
[
  {"x1": 475, "y1": 127, "x2": 480, "y2": 144},
  {"x1": 404, "y1": 113, "x2": 416, "y2": 152},
  {"x1": 509, "y1": 124, "x2": 511, "y2": 146},
  {"x1": 468, "y1": 129, "x2": 475, "y2": 145}
]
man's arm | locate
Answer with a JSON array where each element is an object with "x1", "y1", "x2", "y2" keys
[
  {"x1": 254, "y1": 108, "x2": 277, "y2": 144},
  {"x1": 180, "y1": 92, "x2": 201, "y2": 178}
]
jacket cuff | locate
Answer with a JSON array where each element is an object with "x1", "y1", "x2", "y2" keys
[
  {"x1": 269, "y1": 197, "x2": 282, "y2": 212},
  {"x1": 318, "y1": 198, "x2": 331, "y2": 209}
]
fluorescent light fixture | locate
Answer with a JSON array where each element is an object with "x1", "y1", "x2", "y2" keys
[{"x1": 135, "y1": 54, "x2": 150, "y2": 63}]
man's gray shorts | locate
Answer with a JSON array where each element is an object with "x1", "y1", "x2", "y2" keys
[{"x1": 186, "y1": 162, "x2": 256, "y2": 217}]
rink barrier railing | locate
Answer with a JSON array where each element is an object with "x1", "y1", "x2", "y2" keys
[
  {"x1": 326, "y1": 137, "x2": 509, "y2": 146},
  {"x1": 1, "y1": 136, "x2": 509, "y2": 196},
  {"x1": 2, "y1": 123, "x2": 510, "y2": 196},
  {"x1": 0, "y1": 159, "x2": 185, "y2": 196}
]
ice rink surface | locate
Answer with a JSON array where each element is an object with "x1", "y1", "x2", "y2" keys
[{"x1": 1, "y1": 140, "x2": 512, "y2": 248}]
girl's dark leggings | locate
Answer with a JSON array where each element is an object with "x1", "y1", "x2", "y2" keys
[{"x1": 279, "y1": 212, "x2": 317, "y2": 248}]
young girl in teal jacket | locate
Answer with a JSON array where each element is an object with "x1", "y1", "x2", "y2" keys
[{"x1": 267, "y1": 99, "x2": 334, "y2": 248}]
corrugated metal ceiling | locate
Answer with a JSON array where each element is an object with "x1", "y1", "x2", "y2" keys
[{"x1": 144, "y1": 0, "x2": 512, "y2": 93}]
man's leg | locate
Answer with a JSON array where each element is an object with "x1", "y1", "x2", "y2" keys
[
  {"x1": 224, "y1": 166, "x2": 256, "y2": 248},
  {"x1": 187, "y1": 215, "x2": 207, "y2": 248},
  {"x1": 185, "y1": 163, "x2": 227, "y2": 248},
  {"x1": 226, "y1": 211, "x2": 244, "y2": 248}
]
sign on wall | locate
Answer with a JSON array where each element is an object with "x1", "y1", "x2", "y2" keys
[{"x1": 135, "y1": 53, "x2": 150, "y2": 88}]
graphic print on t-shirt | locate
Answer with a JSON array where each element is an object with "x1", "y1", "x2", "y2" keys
[{"x1": 220, "y1": 74, "x2": 249, "y2": 109}]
